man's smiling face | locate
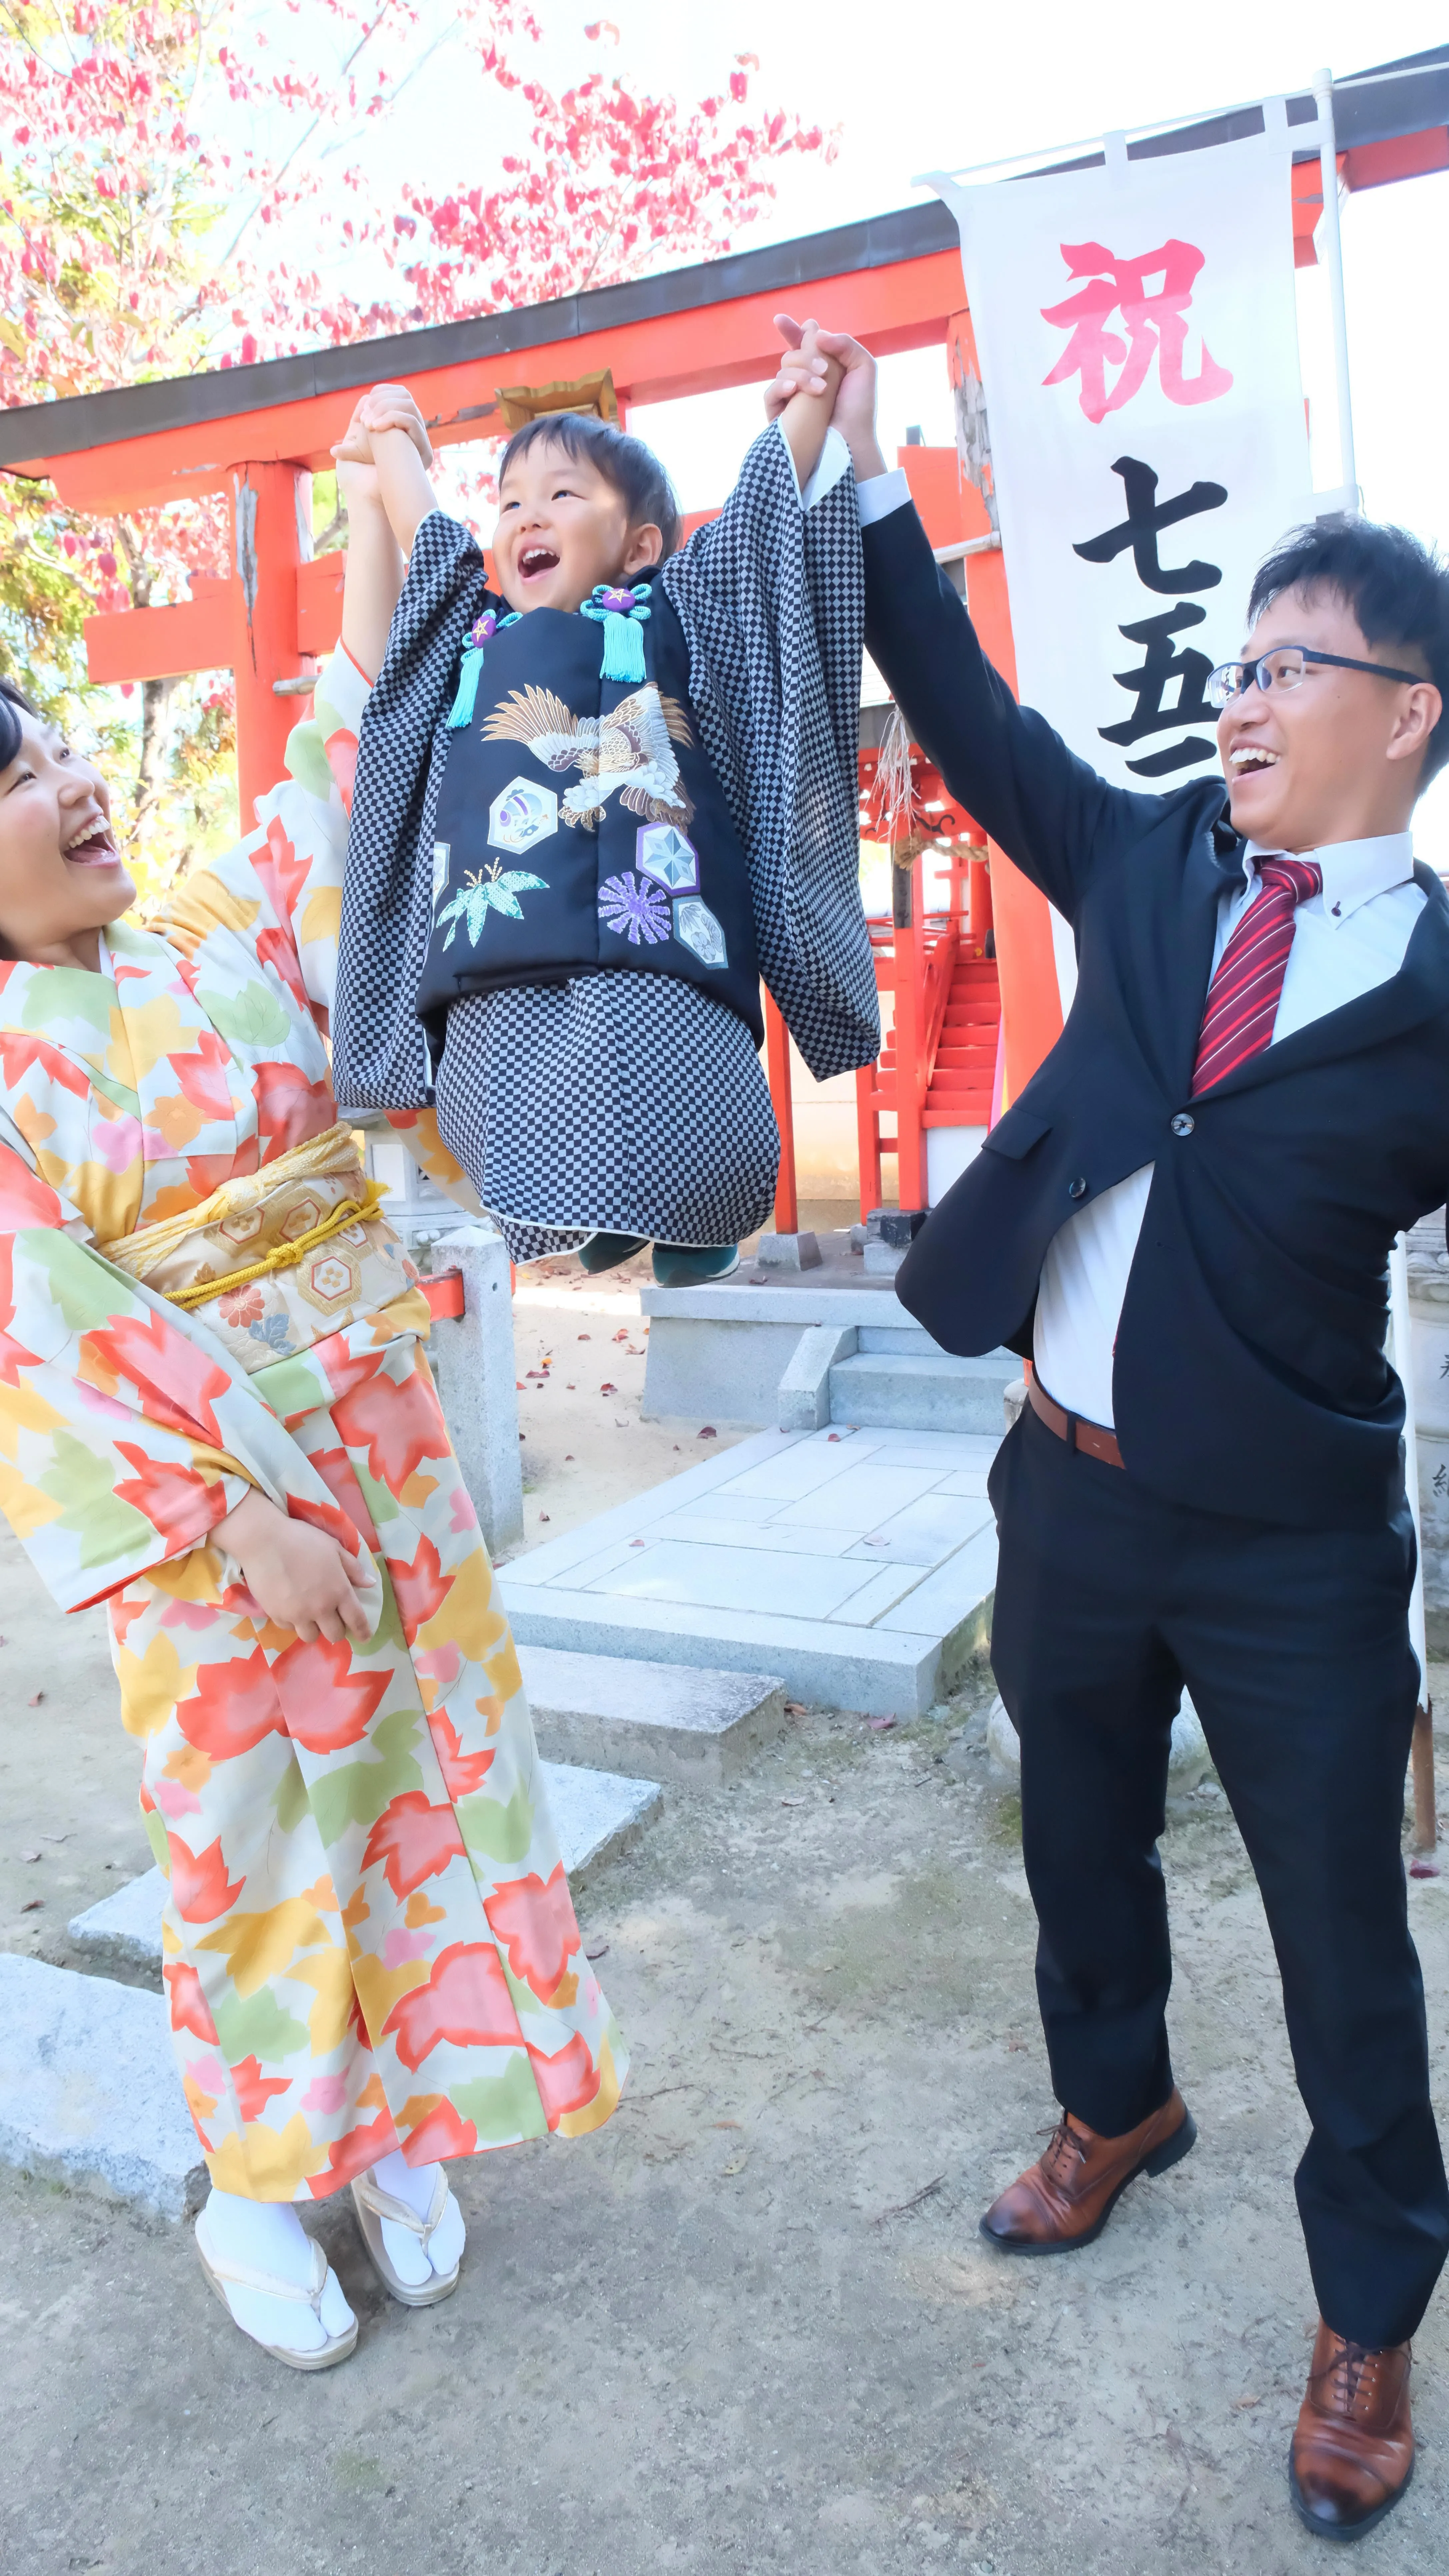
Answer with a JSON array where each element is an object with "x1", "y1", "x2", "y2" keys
[{"x1": 1218, "y1": 583, "x2": 1438, "y2": 852}]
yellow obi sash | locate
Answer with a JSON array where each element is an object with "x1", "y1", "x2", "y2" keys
[{"x1": 100, "y1": 1123, "x2": 427, "y2": 1376}]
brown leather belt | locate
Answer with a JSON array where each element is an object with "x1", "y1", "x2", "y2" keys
[{"x1": 1027, "y1": 1375, "x2": 1125, "y2": 1469}]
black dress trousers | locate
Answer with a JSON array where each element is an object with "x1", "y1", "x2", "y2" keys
[{"x1": 988, "y1": 1402, "x2": 1449, "y2": 2349}]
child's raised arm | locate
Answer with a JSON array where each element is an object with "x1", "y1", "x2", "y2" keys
[
  {"x1": 774, "y1": 317, "x2": 844, "y2": 493},
  {"x1": 331, "y1": 400, "x2": 405, "y2": 681}
]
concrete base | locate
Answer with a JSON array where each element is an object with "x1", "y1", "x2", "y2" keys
[
  {"x1": 70, "y1": 1757, "x2": 663, "y2": 1977},
  {"x1": 0, "y1": 1954, "x2": 207, "y2": 2220},
  {"x1": 642, "y1": 1230, "x2": 1016, "y2": 1436},
  {"x1": 522, "y1": 1644, "x2": 785, "y2": 1785},
  {"x1": 830, "y1": 1346, "x2": 1019, "y2": 1435},
  {"x1": 502, "y1": 1422, "x2": 1000, "y2": 1716}
]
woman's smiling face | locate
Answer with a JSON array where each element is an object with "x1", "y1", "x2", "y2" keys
[{"x1": 0, "y1": 704, "x2": 134, "y2": 971}]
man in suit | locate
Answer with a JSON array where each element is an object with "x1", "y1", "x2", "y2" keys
[{"x1": 768, "y1": 318, "x2": 1449, "y2": 2541}]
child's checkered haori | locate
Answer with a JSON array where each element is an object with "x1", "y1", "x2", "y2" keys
[{"x1": 332, "y1": 428, "x2": 878, "y2": 1257}]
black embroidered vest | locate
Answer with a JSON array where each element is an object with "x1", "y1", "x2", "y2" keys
[{"x1": 416, "y1": 577, "x2": 762, "y2": 1064}]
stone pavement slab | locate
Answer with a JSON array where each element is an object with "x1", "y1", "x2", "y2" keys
[
  {"x1": 69, "y1": 1758, "x2": 663, "y2": 1977},
  {"x1": 521, "y1": 1644, "x2": 784, "y2": 1785},
  {"x1": 501, "y1": 1423, "x2": 1000, "y2": 1715},
  {"x1": 0, "y1": 1953, "x2": 206, "y2": 2221}
]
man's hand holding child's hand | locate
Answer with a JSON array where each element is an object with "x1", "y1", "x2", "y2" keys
[{"x1": 767, "y1": 316, "x2": 886, "y2": 486}]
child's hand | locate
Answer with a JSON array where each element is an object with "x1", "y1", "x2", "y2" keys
[
  {"x1": 356, "y1": 382, "x2": 435, "y2": 470},
  {"x1": 768, "y1": 315, "x2": 885, "y2": 483}
]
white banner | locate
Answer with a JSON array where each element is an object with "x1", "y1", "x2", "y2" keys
[{"x1": 932, "y1": 107, "x2": 1311, "y2": 1010}]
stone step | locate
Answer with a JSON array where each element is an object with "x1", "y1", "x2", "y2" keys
[
  {"x1": 501, "y1": 1423, "x2": 999, "y2": 1718},
  {"x1": 521, "y1": 1643, "x2": 784, "y2": 1785},
  {"x1": 0, "y1": 1953, "x2": 207, "y2": 2221},
  {"x1": 829, "y1": 1349, "x2": 1019, "y2": 1435},
  {"x1": 68, "y1": 1758, "x2": 663, "y2": 1979}
]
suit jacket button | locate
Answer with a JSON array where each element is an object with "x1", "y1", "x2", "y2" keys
[
  {"x1": 1068, "y1": 1177, "x2": 1088, "y2": 1201},
  {"x1": 1170, "y1": 1113, "x2": 1195, "y2": 1137}
]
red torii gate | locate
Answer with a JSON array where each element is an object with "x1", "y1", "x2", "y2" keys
[{"x1": 1, "y1": 49, "x2": 1444, "y2": 1220}]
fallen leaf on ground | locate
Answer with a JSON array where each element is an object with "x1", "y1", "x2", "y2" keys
[
  {"x1": 20, "y1": 1849, "x2": 40, "y2": 1863},
  {"x1": 600, "y1": 1381, "x2": 618, "y2": 1395},
  {"x1": 1232, "y1": 2395, "x2": 1262, "y2": 2410},
  {"x1": 870, "y1": 1716, "x2": 897, "y2": 1732},
  {"x1": 41, "y1": 1833, "x2": 68, "y2": 1844},
  {"x1": 1410, "y1": 1859, "x2": 1441, "y2": 1878},
  {"x1": 698, "y1": 1425, "x2": 717, "y2": 1439},
  {"x1": 780, "y1": 1797, "x2": 803, "y2": 1808},
  {"x1": 723, "y1": 2155, "x2": 749, "y2": 2176},
  {"x1": 20, "y1": 1898, "x2": 41, "y2": 1912},
  {"x1": 27, "y1": 1692, "x2": 42, "y2": 1707},
  {"x1": 585, "y1": 1941, "x2": 609, "y2": 1960},
  {"x1": 714, "y1": 2120, "x2": 742, "y2": 2130},
  {"x1": 784, "y1": 1700, "x2": 807, "y2": 1715},
  {"x1": 613, "y1": 1329, "x2": 628, "y2": 1343},
  {"x1": 577, "y1": 1333, "x2": 591, "y2": 1341},
  {"x1": 564, "y1": 1453, "x2": 575, "y2": 1461},
  {"x1": 539, "y1": 1513, "x2": 551, "y2": 1523}
]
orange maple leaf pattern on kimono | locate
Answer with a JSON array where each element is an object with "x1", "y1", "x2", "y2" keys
[{"x1": 0, "y1": 646, "x2": 625, "y2": 2199}]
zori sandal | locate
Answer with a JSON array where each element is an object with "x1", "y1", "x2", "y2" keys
[
  {"x1": 350, "y1": 2167, "x2": 462, "y2": 2307},
  {"x1": 194, "y1": 2218, "x2": 358, "y2": 2370}
]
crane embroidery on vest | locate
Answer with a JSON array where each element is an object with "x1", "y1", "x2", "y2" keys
[
  {"x1": 436, "y1": 859, "x2": 550, "y2": 949},
  {"x1": 480, "y1": 683, "x2": 696, "y2": 831}
]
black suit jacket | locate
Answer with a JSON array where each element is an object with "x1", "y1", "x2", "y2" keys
[{"x1": 864, "y1": 498, "x2": 1449, "y2": 1530}]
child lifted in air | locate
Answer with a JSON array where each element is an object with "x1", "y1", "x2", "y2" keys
[{"x1": 331, "y1": 333, "x2": 878, "y2": 1285}]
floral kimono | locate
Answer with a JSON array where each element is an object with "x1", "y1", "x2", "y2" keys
[{"x1": 0, "y1": 652, "x2": 624, "y2": 2201}]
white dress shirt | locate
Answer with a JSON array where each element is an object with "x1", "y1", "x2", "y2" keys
[{"x1": 1033, "y1": 835, "x2": 1425, "y2": 1425}]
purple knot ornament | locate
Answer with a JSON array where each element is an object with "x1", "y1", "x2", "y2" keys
[
  {"x1": 593, "y1": 585, "x2": 640, "y2": 618},
  {"x1": 467, "y1": 610, "x2": 498, "y2": 648}
]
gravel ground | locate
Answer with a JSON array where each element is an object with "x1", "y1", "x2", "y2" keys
[
  {"x1": 2, "y1": 1597, "x2": 1447, "y2": 2572},
  {"x1": 3, "y1": 1257, "x2": 1448, "y2": 2575}
]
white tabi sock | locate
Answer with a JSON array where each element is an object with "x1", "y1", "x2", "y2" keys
[
  {"x1": 198, "y1": 2189, "x2": 354, "y2": 2356},
  {"x1": 368, "y1": 2147, "x2": 466, "y2": 2285}
]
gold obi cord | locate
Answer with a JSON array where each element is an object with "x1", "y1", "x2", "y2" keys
[{"x1": 98, "y1": 1123, "x2": 420, "y2": 1375}]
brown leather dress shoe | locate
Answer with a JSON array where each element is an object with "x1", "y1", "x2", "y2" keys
[
  {"x1": 978, "y1": 2089, "x2": 1195, "y2": 2254},
  {"x1": 1290, "y1": 2320, "x2": 1413, "y2": 2542}
]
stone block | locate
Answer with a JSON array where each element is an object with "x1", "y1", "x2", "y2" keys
[
  {"x1": 425, "y1": 1224, "x2": 524, "y2": 1556},
  {"x1": 521, "y1": 1642, "x2": 785, "y2": 1784},
  {"x1": 756, "y1": 1232, "x2": 821, "y2": 1270},
  {"x1": 829, "y1": 1349, "x2": 1020, "y2": 1435},
  {"x1": 0, "y1": 1953, "x2": 206, "y2": 2221},
  {"x1": 1003, "y1": 1377, "x2": 1027, "y2": 1430},
  {"x1": 778, "y1": 1323, "x2": 858, "y2": 1432},
  {"x1": 63, "y1": 1868, "x2": 164, "y2": 1973},
  {"x1": 642, "y1": 1316, "x2": 805, "y2": 1428},
  {"x1": 984, "y1": 1691, "x2": 1214, "y2": 1804},
  {"x1": 538, "y1": 1762, "x2": 662, "y2": 1888}
]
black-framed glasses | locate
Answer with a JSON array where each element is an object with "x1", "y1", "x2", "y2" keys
[{"x1": 1206, "y1": 644, "x2": 1425, "y2": 711}]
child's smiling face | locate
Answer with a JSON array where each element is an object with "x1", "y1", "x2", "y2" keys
[{"x1": 492, "y1": 435, "x2": 664, "y2": 616}]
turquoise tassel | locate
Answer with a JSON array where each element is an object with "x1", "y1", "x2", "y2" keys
[
  {"x1": 446, "y1": 644, "x2": 486, "y2": 730},
  {"x1": 598, "y1": 611, "x2": 647, "y2": 684}
]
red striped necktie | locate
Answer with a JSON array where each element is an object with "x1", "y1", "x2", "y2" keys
[{"x1": 1191, "y1": 855, "x2": 1323, "y2": 1096}]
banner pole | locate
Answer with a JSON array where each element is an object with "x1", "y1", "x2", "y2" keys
[{"x1": 1311, "y1": 66, "x2": 1358, "y2": 512}]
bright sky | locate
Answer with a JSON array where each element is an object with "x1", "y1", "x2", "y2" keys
[{"x1": 240, "y1": 4, "x2": 1449, "y2": 847}]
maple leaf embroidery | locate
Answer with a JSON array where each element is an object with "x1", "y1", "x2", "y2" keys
[{"x1": 437, "y1": 860, "x2": 549, "y2": 949}]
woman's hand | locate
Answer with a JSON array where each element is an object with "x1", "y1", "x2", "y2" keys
[
  {"x1": 767, "y1": 315, "x2": 887, "y2": 485},
  {"x1": 215, "y1": 1489, "x2": 378, "y2": 1645}
]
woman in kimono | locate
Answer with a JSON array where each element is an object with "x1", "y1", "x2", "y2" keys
[{"x1": 0, "y1": 586, "x2": 624, "y2": 2367}]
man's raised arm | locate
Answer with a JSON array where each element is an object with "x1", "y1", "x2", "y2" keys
[{"x1": 767, "y1": 319, "x2": 1156, "y2": 925}]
